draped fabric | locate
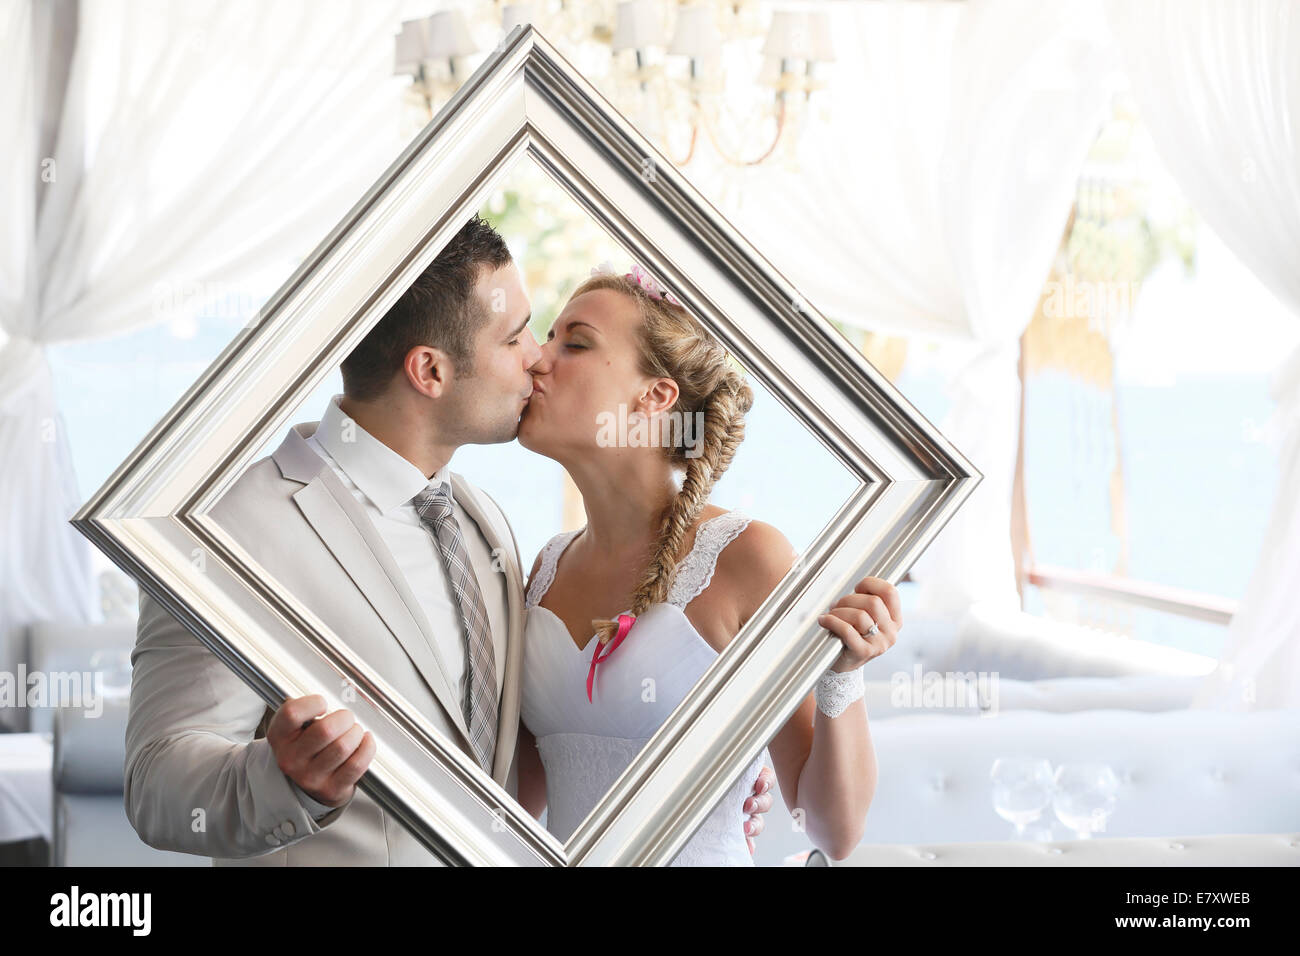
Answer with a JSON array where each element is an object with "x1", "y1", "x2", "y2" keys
[
  {"x1": 0, "y1": 0, "x2": 405, "y2": 685},
  {"x1": 687, "y1": 0, "x2": 1119, "y2": 618},
  {"x1": 4, "y1": 0, "x2": 1294, "y2": 715},
  {"x1": 1101, "y1": 0, "x2": 1300, "y2": 708}
]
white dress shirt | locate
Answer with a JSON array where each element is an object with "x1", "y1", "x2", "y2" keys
[{"x1": 289, "y1": 394, "x2": 509, "y2": 818}]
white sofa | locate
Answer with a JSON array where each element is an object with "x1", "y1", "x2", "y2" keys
[
  {"x1": 1, "y1": 622, "x2": 137, "y2": 735},
  {"x1": 754, "y1": 707, "x2": 1300, "y2": 865},
  {"x1": 752, "y1": 589, "x2": 1300, "y2": 867},
  {"x1": 795, "y1": 832, "x2": 1300, "y2": 866},
  {"x1": 52, "y1": 697, "x2": 206, "y2": 866}
]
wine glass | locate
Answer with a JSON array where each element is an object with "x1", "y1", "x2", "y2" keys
[
  {"x1": 990, "y1": 757, "x2": 1055, "y2": 839},
  {"x1": 1052, "y1": 763, "x2": 1120, "y2": 839}
]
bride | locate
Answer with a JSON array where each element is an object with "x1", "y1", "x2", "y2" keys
[{"x1": 514, "y1": 263, "x2": 901, "y2": 864}]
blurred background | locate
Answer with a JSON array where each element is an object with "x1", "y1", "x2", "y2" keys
[{"x1": 2, "y1": 0, "x2": 1297, "y2": 867}]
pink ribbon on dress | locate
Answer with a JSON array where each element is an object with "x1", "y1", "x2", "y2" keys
[{"x1": 587, "y1": 613, "x2": 636, "y2": 703}]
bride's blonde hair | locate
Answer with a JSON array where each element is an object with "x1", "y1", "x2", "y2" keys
[{"x1": 572, "y1": 270, "x2": 755, "y2": 646}]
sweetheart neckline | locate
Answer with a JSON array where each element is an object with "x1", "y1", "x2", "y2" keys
[
  {"x1": 528, "y1": 603, "x2": 720, "y2": 660},
  {"x1": 529, "y1": 603, "x2": 631, "y2": 654},
  {"x1": 527, "y1": 510, "x2": 748, "y2": 653}
]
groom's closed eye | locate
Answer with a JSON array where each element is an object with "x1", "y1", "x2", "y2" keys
[{"x1": 506, "y1": 313, "x2": 531, "y2": 345}]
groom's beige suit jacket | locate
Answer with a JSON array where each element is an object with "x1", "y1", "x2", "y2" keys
[{"x1": 124, "y1": 421, "x2": 527, "y2": 865}]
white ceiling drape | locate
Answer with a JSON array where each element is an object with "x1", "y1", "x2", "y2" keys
[
  {"x1": 1101, "y1": 0, "x2": 1300, "y2": 709},
  {"x1": 0, "y1": 0, "x2": 406, "y2": 691}
]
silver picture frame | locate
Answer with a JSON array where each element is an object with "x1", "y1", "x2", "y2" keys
[{"x1": 70, "y1": 24, "x2": 980, "y2": 866}]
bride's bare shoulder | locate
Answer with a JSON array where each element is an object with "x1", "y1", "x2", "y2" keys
[{"x1": 710, "y1": 514, "x2": 798, "y2": 627}]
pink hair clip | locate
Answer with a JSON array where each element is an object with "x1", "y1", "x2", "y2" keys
[
  {"x1": 591, "y1": 260, "x2": 682, "y2": 307},
  {"x1": 624, "y1": 263, "x2": 682, "y2": 306}
]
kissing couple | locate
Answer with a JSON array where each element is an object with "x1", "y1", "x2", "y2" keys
[{"x1": 124, "y1": 214, "x2": 901, "y2": 866}]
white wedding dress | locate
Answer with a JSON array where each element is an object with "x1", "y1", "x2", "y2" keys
[{"x1": 521, "y1": 510, "x2": 770, "y2": 866}]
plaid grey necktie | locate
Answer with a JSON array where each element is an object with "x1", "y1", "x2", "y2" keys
[{"x1": 412, "y1": 482, "x2": 497, "y2": 773}]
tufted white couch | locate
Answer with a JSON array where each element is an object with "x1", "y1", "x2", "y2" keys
[
  {"x1": 751, "y1": 591, "x2": 1300, "y2": 867},
  {"x1": 791, "y1": 832, "x2": 1300, "y2": 866}
]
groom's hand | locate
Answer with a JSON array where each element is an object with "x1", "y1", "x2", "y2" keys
[
  {"x1": 268, "y1": 694, "x2": 376, "y2": 809},
  {"x1": 743, "y1": 765, "x2": 776, "y2": 855}
]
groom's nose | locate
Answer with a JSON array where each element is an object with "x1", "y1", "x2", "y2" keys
[
  {"x1": 526, "y1": 338, "x2": 550, "y2": 374},
  {"x1": 521, "y1": 327, "x2": 544, "y2": 368}
]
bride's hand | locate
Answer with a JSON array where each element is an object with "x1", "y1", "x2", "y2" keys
[
  {"x1": 816, "y1": 575, "x2": 902, "y2": 673},
  {"x1": 743, "y1": 765, "x2": 775, "y2": 855}
]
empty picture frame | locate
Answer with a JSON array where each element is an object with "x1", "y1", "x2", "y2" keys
[{"x1": 71, "y1": 25, "x2": 980, "y2": 866}]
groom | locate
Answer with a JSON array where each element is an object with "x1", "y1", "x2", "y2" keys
[{"x1": 124, "y1": 214, "x2": 775, "y2": 865}]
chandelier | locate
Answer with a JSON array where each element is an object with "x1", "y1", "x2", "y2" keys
[{"x1": 393, "y1": 1, "x2": 837, "y2": 170}]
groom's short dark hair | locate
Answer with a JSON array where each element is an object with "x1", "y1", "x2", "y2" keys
[{"x1": 341, "y1": 213, "x2": 513, "y2": 401}]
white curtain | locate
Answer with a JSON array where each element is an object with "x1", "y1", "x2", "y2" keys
[
  {"x1": 1102, "y1": 0, "x2": 1300, "y2": 709},
  {"x1": 0, "y1": 0, "x2": 406, "y2": 678},
  {"x1": 0, "y1": 0, "x2": 95, "y2": 696},
  {"x1": 689, "y1": 0, "x2": 1118, "y2": 618}
]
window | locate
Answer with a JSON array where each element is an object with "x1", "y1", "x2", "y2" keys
[{"x1": 1017, "y1": 97, "x2": 1298, "y2": 657}]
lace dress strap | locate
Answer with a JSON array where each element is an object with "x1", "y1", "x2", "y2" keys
[
  {"x1": 667, "y1": 511, "x2": 754, "y2": 610},
  {"x1": 525, "y1": 528, "x2": 583, "y2": 609}
]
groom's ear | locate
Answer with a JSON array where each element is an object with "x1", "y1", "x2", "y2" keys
[
  {"x1": 637, "y1": 378, "x2": 679, "y2": 417},
  {"x1": 403, "y1": 344, "x2": 456, "y2": 399}
]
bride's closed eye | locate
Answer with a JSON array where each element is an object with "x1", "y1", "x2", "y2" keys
[{"x1": 545, "y1": 331, "x2": 587, "y2": 350}]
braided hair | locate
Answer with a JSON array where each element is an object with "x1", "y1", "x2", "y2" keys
[{"x1": 574, "y1": 271, "x2": 755, "y2": 646}]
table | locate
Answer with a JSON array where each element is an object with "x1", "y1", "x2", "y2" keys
[{"x1": 0, "y1": 732, "x2": 53, "y2": 843}]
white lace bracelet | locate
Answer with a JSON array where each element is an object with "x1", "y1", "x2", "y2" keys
[{"x1": 815, "y1": 665, "x2": 865, "y2": 718}]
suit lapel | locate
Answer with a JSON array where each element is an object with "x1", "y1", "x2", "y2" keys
[
  {"x1": 290, "y1": 471, "x2": 473, "y2": 747},
  {"x1": 273, "y1": 422, "x2": 522, "y2": 787}
]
